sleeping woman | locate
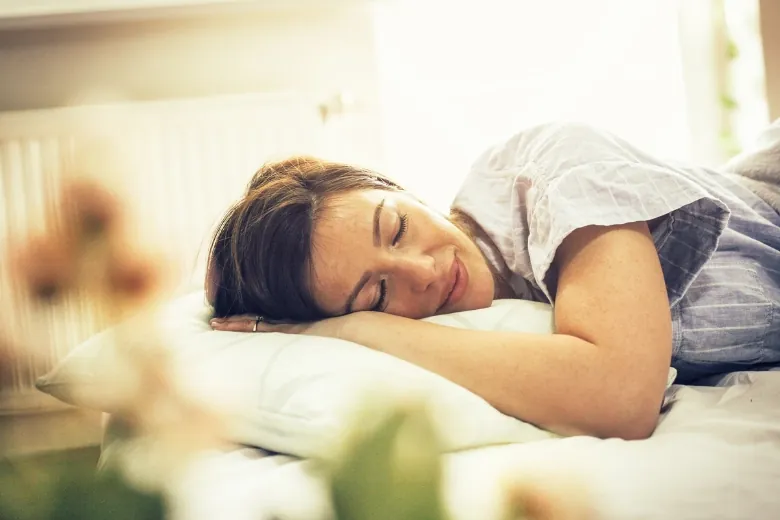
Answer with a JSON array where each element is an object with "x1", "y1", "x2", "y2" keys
[{"x1": 206, "y1": 122, "x2": 780, "y2": 440}]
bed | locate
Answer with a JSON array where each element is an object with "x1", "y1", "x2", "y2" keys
[
  {"x1": 155, "y1": 119, "x2": 780, "y2": 519},
  {"x1": 102, "y1": 369, "x2": 780, "y2": 520}
]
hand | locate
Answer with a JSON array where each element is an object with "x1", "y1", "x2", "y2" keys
[{"x1": 209, "y1": 313, "x2": 358, "y2": 340}]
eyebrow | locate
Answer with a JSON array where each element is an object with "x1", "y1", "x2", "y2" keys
[
  {"x1": 345, "y1": 198, "x2": 385, "y2": 313},
  {"x1": 373, "y1": 198, "x2": 385, "y2": 247},
  {"x1": 345, "y1": 272, "x2": 371, "y2": 314}
]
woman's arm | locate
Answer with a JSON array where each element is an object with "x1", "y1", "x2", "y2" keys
[
  {"x1": 341, "y1": 221, "x2": 672, "y2": 440},
  {"x1": 211, "y1": 221, "x2": 672, "y2": 440}
]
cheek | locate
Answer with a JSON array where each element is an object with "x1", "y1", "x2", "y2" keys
[
  {"x1": 462, "y1": 243, "x2": 495, "y2": 307},
  {"x1": 468, "y1": 268, "x2": 495, "y2": 306}
]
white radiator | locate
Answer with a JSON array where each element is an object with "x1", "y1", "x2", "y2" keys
[{"x1": 0, "y1": 93, "x2": 326, "y2": 411}]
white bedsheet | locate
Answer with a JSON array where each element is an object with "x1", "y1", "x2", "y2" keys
[{"x1": 160, "y1": 371, "x2": 780, "y2": 520}]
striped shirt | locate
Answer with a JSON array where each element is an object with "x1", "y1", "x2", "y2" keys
[{"x1": 452, "y1": 122, "x2": 780, "y2": 383}]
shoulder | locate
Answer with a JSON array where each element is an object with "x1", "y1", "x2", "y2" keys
[
  {"x1": 469, "y1": 121, "x2": 624, "y2": 174},
  {"x1": 452, "y1": 121, "x2": 623, "y2": 206}
]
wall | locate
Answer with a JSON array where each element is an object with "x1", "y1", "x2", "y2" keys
[
  {"x1": 760, "y1": 0, "x2": 780, "y2": 120},
  {"x1": 0, "y1": 4, "x2": 384, "y2": 165},
  {"x1": 373, "y1": 0, "x2": 691, "y2": 210}
]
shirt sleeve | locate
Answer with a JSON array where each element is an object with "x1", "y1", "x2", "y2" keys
[{"x1": 472, "y1": 122, "x2": 731, "y2": 306}]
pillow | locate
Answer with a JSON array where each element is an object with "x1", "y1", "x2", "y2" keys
[
  {"x1": 722, "y1": 117, "x2": 780, "y2": 211},
  {"x1": 36, "y1": 291, "x2": 676, "y2": 458}
]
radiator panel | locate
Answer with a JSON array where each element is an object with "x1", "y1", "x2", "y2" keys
[{"x1": 0, "y1": 93, "x2": 323, "y2": 410}]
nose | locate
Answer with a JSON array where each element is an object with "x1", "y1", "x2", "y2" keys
[{"x1": 394, "y1": 253, "x2": 437, "y2": 292}]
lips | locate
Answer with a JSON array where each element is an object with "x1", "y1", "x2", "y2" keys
[{"x1": 437, "y1": 255, "x2": 468, "y2": 313}]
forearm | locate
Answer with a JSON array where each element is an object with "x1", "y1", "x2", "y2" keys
[{"x1": 343, "y1": 312, "x2": 666, "y2": 440}]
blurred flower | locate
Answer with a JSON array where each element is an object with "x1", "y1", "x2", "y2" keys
[
  {"x1": 8, "y1": 170, "x2": 219, "y2": 494},
  {"x1": 12, "y1": 235, "x2": 77, "y2": 303},
  {"x1": 115, "y1": 391, "x2": 227, "y2": 494},
  {"x1": 59, "y1": 180, "x2": 122, "y2": 244},
  {"x1": 105, "y1": 249, "x2": 166, "y2": 309},
  {"x1": 504, "y1": 471, "x2": 593, "y2": 520},
  {"x1": 10, "y1": 178, "x2": 168, "y2": 317},
  {"x1": 84, "y1": 317, "x2": 226, "y2": 493}
]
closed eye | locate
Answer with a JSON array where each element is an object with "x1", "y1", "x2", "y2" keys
[
  {"x1": 392, "y1": 214, "x2": 408, "y2": 246},
  {"x1": 371, "y1": 279, "x2": 388, "y2": 312},
  {"x1": 370, "y1": 214, "x2": 406, "y2": 313}
]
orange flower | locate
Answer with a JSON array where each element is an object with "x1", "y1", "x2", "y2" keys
[
  {"x1": 12, "y1": 235, "x2": 78, "y2": 302},
  {"x1": 108, "y1": 256, "x2": 159, "y2": 302},
  {"x1": 504, "y1": 472, "x2": 593, "y2": 520},
  {"x1": 60, "y1": 180, "x2": 122, "y2": 243}
]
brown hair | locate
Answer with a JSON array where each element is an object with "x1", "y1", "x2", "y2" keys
[{"x1": 206, "y1": 156, "x2": 403, "y2": 321}]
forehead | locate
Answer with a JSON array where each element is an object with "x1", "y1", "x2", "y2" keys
[
  {"x1": 322, "y1": 188, "x2": 386, "y2": 221},
  {"x1": 308, "y1": 189, "x2": 391, "y2": 313},
  {"x1": 315, "y1": 189, "x2": 389, "y2": 244}
]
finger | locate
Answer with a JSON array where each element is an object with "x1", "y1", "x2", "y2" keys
[
  {"x1": 210, "y1": 318, "x2": 255, "y2": 332},
  {"x1": 220, "y1": 314, "x2": 256, "y2": 323}
]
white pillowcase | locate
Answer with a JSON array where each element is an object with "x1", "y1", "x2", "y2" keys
[{"x1": 36, "y1": 291, "x2": 676, "y2": 458}]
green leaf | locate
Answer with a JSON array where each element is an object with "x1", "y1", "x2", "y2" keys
[
  {"x1": 726, "y1": 39, "x2": 739, "y2": 61},
  {"x1": 0, "y1": 451, "x2": 163, "y2": 520},
  {"x1": 329, "y1": 406, "x2": 447, "y2": 520},
  {"x1": 719, "y1": 94, "x2": 738, "y2": 111}
]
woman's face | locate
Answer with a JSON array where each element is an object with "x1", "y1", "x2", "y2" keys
[{"x1": 308, "y1": 189, "x2": 495, "y2": 319}]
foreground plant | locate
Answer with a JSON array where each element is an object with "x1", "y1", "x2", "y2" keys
[
  {"x1": 0, "y1": 451, "x2": 164, "y2": 520},
  {"x1": 2, "y1": 169, "x2": 220, "y2": 518},
  {"x1": 329, "y1": 405, "x2": 448, "y2": 520},
  {"x1": 328, "y1": 404, "x2": 591, "y2": 520}
]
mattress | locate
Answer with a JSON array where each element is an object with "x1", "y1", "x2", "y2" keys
[{"x1": 114, "y1": 370, "x2": 780, "y2": 520}]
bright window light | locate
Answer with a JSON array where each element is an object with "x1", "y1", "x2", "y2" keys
[{"x1": 372, "y1": 0, "x2": 690, "y2": 209}]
